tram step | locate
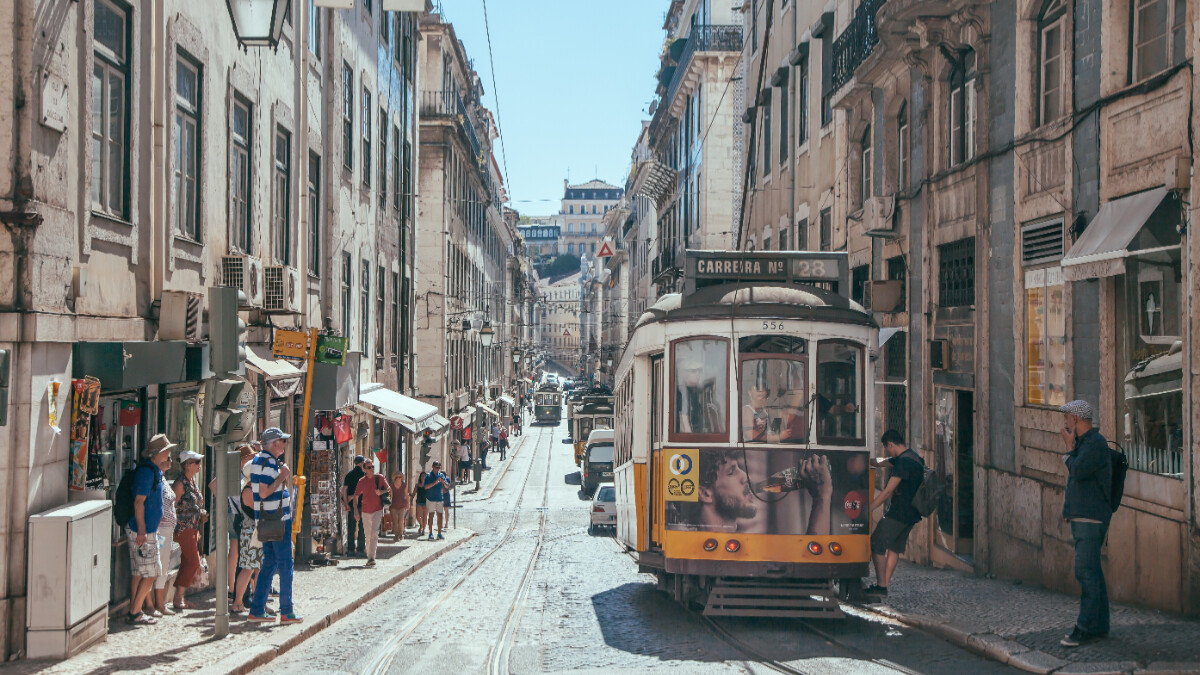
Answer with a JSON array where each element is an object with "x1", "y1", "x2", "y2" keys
[{"x1": 703, "y1": 580, "x2": 843, "y2": 619}]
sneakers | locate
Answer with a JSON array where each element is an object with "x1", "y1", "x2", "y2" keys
[
  {"x1": 246, "y1": 613, "x2": 273, "y2": 623},
  {"x1": 365, "y1": 559, "x2": 376, "y2": 567},
  {"x1": 863, "y1": 584, "x2": 888, "y2": 596},
  {"x1": 1061, "y1": 627, "x2": 1105, "y2": 647},
  {"x1": 428, "y1": 534, "x2": 436, "y2": 540},
  {"x1": 437, "y1": 533, "x2": 445, "y2": 540},
  {"x1": 279, "y1": 612, "x2": 303, "y2": 624}
]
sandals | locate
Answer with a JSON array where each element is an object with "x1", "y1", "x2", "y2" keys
[{"x1": 126, "y1": 612, "x2": 157, "y2": 625}]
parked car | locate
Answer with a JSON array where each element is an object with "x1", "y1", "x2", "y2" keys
[
  {"x1": 589, "y1": 484, "x2": 616, "y2": 534},
  {"x1": 581, "y1": 428, "x2": 615, "y2": 496}
]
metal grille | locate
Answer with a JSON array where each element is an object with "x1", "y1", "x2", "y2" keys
[
  {"x1": 264, "y1": 266, "x2": 286, "y2": 311},
  {"x1": 938, "y1": 238, "x2": 976, "y2": 307},
  {"x1": 884, "y1": 331, "x2": 906, "y2": 381},
  {"x1": 222, "y1": 256, "x2": 245, "y2": 290},
  {"x1": 1022, "y1": 219, "x2": 1064, "y2": 265},
  {"x1": 883, "y1": 384, "x2": 907, "y2": 439}
]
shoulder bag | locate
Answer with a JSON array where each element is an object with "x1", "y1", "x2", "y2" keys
[
  {"x1": 377, "y1": 475, "x2": 392, "y2": 508},
  {"x1": 256, "y1": 500, "x2": 287, "y2": 542}
]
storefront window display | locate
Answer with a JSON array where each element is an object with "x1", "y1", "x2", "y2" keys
[{"x1": 1026, "y1": 266, "x2": 1067, "y2": 407}]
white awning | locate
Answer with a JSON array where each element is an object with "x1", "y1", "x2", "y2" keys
[
  {"x1": 246, "y1": 345, "x2": 304, "y2": 379},
  {"x1": 359, "y1": 382, "x2": 438, "y2": 433},
  {"x1": 878, "y1": 328, "x2": 905, "y2": 347},
  {"x1": 477, "y1": 403, "x2": 501, "y2": 419},
  {"x1": 454, "y1": 406, "x2": 475, "y2": 428},
  {"x1": 1061, "y1": 188, "x2": 1169, "y2": 281},
  {"x1": 498, "y1": 394, "x2": 516, "y2": 408},
  {"x1": 428, "y1": 415, "x2": 450, "y2": 433}
]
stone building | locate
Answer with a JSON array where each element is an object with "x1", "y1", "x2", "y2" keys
[
  {"x1": 534, "y1": 272, "x2": 583, "y2": 376},
  {"x1": 518, "y1": 215, "x2": 563, "y2": 259},
  {"x1": 558, "y1": 179, "x2": 623, "y2": 260},
  {"x1": 413, "y1": 12, "x2": 516, "y2": 468}
]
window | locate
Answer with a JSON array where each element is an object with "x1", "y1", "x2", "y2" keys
[
  {"x1": 230, "y1": 97, "x2": 252, "y2": 252},
  {"x1": 92, "y1": 0, "x2": 130, "y2": 218},
  {"x1": 391, "y1": 271, "x2": 400, "y2": 359},
  {"x1": 750, "y1": 0, "x2": 758, "y2": 52},
  {"x1": 819, "y1": 208, "x2": 831, "y2": 251},
  {"x1": 381, "y1": 8, "x2": 389, "y2": 45},
  {"x1": 341, "y1": 253, "x2": 352, "y2": 337},
  {"x1": 307, "y1": 152, "x2": 321, "y2": 276},
  {"x1": 361, "y1": 260, "x2": 370, "y2": 354},
  {"x1": 1038, "y1": 0, "x2": 1066, "y2": 124},
  {"x1": 897, "y1": 102, "x2": 910, "y2": 190},
  {"x1": 376, "y1": 266, "x2": 385, "y2": 360},
  {"x1": 816, "y1": 340, "x2": 864, "y2": 444},
  {"x1": 860, "y1": 124, "x2": 872, "y2": 205},
  {"x1": 362, "y1": 88, "x2": 372, "y2": 187},
  {"x1": 671, "y1": 338, "x2": 729, "y2": 441},
  {"x1": 950, "y1": 51, "x2": 976, "y2": 167},
  {"x1": 592, "y1": 205, "x2": 597, "y2": 214},
  {"x1": 938, "y1": 238, "x2": 976, "y2": 307},
  {"x1": 796, "y1": 217, "x2": 808, "y2": 250},
  {"x1": 821, "y1": 33, "x2": 833, "y2": 126},
  {"x1": 174, "y1": 53, "x2": 201, "y2": 239},
  {"x1": 739, "y1": 335, "x2": 808, "y2": 443},
  {"x1": 379, "y1": 107, "x2": 388, "y2": 204},
  {"x1": 569, "y1": 205, "x2": 574, "y2": 214},
  {"x1": 887, "y1": 255, "x2": 907, "y2": 312},
  {"x1": 308, "y1": 0, "x2": 321, "y2": 57},
  {"x1": 342, "y1": 63, "x2": 353, "y2": 170},
  {"x1": 392, "y1": 123, "x2": 401, "y2": 210},
  {"x1": 780, "y1": 226, "x2": 790, "y2": 251},
  {"x1": 272, "y1": 128, "x2": 292, "y2": 265},
  {"x1": 762, "y1": 94, "x2": 772, "y2": 176},
  {"x1": 1025, "y1": 266, "x2": 1067, "y2": 407},
  {"x1": 1133, "y1": 0, "x2": 1186, "y2": 81},
  {"x1": 852, "y1": 264, "x2": 870, "y2": 308}
]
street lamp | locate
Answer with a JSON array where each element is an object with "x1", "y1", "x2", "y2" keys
[
  {"x1": 512, "y1": 347, "x2": 522, "y2": 364},
  {"x1": 225, "y1": 0, "x2": 289, "y2": 48},
  {"x1": 479, "y1": 321, "x2": 495, "y2": 348}
]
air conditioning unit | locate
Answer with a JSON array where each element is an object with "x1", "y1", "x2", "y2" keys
[
  {"x1": 159, "y1": 290, "x2": 203, "y2": 341},
  {"x1": 221, "y1": 255, "x2": 264, "y2": 308},
  {"x1": 264, "y1": 266, "x2": 301, "y2": 314},
  {"x1": 864, "y1": 195, "x2": 898, "y2": 237},
  {"x1": 870, "y1": 280, "x2": 905, "y2": 313}
]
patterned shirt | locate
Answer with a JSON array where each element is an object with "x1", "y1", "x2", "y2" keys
[{"x1": 249, "y1": 450, "x2": 292, "y2": 521}]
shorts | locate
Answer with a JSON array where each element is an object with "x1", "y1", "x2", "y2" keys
[
  {"x1": 458, "y1": 460, "x2": 471, "y2": 472},
  {"x1": 127, "y1": 530, "x2": 164, "y2": 578},
  {"x1": 871, "y1": 516, "x2": 917, "y2": 555},
  {"x1": 427, "y1": 501, "x2": 445, "y2": 515},
  {"x1": 415, "y1": 497, "x2": 427, "y2": 507}
]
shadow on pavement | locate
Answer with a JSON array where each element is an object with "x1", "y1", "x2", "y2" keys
[{"x1": 564, "y1": 471, "x2": 581, "y2": 485}]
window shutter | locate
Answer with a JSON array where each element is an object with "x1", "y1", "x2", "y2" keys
[{"x1": 1021, "y1": 219, "x2": 1065, "y2": 266}]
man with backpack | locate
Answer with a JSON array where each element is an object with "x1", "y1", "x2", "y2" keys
[
  {"x1": 865, "y1": 429, "x2": 925, "y2": 597},
  {"x1": 116, "y1": 433, "x2": 175, "y2": 625},
  {"x1": 1058, "y1": 400, "x2": 1113, "y2": 647}
]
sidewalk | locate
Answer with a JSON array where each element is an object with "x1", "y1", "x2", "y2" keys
[
  {"x1": 863, "y1": 561, "x2": 1200, "y2": 674},
  {"x1": 454, "y1": 424, "x2": 533, "y2": 503},
  {"x1": 11, "y1": 529, "x2": 474, "y2": 675}
]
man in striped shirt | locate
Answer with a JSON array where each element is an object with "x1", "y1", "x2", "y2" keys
[{"x1": 247, "y1": 427, "x2": 302, "y2": 624}]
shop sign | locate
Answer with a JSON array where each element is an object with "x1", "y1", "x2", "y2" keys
[
  {"x1": 450, "y1": 415, "x2": 464, "y2": 430},
  {"x1": 272, "y1": 329, "x2": 309, "y2": 360},
  {"x1": 315, "y1": 335, "x2": 348, "y2": 366}
]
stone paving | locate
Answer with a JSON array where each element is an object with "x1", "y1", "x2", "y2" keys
[
  {"x1": 867, "y1": 560, "x2": 1200, "y2": 674},
  {"x1": 9, "y1": 529, "x2": 474, "y2": 675}
]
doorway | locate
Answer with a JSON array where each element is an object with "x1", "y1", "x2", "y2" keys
[{"x1": 933, "y1": 388, "x2": 974, "y2": 561}]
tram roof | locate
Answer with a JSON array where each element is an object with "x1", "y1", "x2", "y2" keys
[{"x1": 634, "y1": 282, "x2": 876, "y2": 329}]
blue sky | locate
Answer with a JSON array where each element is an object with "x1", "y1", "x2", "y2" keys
[{"x1": 441, "y1": 1, "x2": 667, "y2": 215}]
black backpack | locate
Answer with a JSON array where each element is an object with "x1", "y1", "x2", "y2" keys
[
  {"x1": 1108, "y1": 442, "x2": 1129, "y2": 512},
  {"x1": 905, "y1": 452, "x2": 944, "y2": 518},
  {"x1": 113, "y1": 463, "x2": 159, "y2": 527}
]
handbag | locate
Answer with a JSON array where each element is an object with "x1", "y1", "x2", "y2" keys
[
  {"x1": 256, "y1": 502, "x2": 287, "y2": 542},
  {"x1": 377, "y1": 475, "x2": 392, "y2": 508},
  {"x1": 191, "y1": 557, "x2": 210, "y2": 590}
]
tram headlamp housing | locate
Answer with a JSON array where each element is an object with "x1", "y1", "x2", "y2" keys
[
  {"x1": 807, "y1": 541, "x2": 823, "y2": 555},
  {"x1": 725, "y1": 539, "x2": 741, "y2": 553},
  {"x1": 703, "y1": 538, "x2": 719, "y2": 552},
  {"x1": 828, "y1": 542, "x2": 843, "y2": 556}
]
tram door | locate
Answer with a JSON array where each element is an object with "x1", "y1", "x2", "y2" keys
[{"x1": 649, "y1": 354, "x2": 665, "y2": 549}]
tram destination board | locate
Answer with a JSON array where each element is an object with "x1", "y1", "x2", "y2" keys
[{"x1": 685, "y1": 250, "x2": 849, "y2": 294}]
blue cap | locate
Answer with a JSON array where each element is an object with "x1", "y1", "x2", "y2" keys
[
  {"x1": 354, "y1": 455, "x2": 366, "y2": 464},
  {"x1": 260, "y1": 427, "x2": 291, "y2": 443}
]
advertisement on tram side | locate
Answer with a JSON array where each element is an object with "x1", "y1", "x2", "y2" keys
[{"x1": 663, "y1": 447, "x2": 870, "y2": 536}]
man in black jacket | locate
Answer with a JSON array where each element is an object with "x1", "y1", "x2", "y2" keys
[{"x1": 1058, "y1": 400, "x2": 1112, "y2": 647}]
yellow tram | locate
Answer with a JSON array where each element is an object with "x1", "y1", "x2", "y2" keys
[
  {"x1": 533, "y1": 383, "x2": 563, "y2": 425},
  {"x1": 569, "y1": 395, "x2": 615, "y2": 466},
  {"x1": 613, "y1": 250, "x2": 878, "y2": 618}
]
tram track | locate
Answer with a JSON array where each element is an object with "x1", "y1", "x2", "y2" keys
[{"x1": 362, "y1": 426, "x2": 554, "y2": 675}]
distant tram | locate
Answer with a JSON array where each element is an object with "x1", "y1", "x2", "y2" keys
[
  {"x1": 569, "y1": 395, "x2": 615, "y2": 466},
  {"x1": 533, "y1": 383, "x2": 563, "y2": 425},
  {"x1": 613, "y1": 250, "x2": 878, "y2": 618}
]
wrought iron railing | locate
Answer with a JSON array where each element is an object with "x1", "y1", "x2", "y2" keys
[
  {"x1": 831, "y1": 0, "x2": 886, "y2": 93},
  {"x1": 666, "y1": 25, "x2": 743, "y2": 104},
  {"x1": 420, "y1": 90, "x2": 483, "y2": 164}
]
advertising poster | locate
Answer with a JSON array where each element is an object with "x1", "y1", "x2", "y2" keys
[{"x1": 665, "y1": 447, "x2": 870, "y2": 536}]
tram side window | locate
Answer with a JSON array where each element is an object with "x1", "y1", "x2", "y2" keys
[
  {"x1": 816, "y1": 340, "x2": 865, "y2": 444},
  {"x1": 739, "y1": 336, "x2": 808, "y2": 444},
  {"x1": 671, "y1": 338, "x2": 729, "y2": 440}
]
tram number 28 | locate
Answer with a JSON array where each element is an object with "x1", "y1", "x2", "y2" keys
[{"x1": 761, "y1": 321, "x2": 788, "y2": 331}]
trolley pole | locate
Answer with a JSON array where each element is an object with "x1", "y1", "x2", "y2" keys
[{"x1": 471, "y1": 385, "x2": 481, "y2": 492}]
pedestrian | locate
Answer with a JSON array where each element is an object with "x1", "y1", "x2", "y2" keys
[
  {"x1": 865, "y1": 429, "x2": 924, "y2": 597},
  {"x1": 171, "y1": 449, "x2": 208, "y2": 611},
  {"x1": 490, "y1": 421, "x2": 501, "y2": 448},
  {"x1": 1058, "y1": 400, "x2": 1113, "y2": 647},
  {"x1": 150, "y1": 452, "x2": 177, "y2": 618},
  {"x1": 247, "y1": 427, "x2": 302, "y2": 624},
  {"x1": 498, "y1": 427, "x2": 509, "y2": 461},
  {"x1": 341, "y1": 455, "x2": 367, "y2": 557},
  {"x1": 457, "y1": 439, "x2": 471, "y2": 482},
  {"x1": 352, "y1": 460, "x2": 391, "y2": 566},
  {"x1": 233, "y1": 459, "x2": 263, "y2": 615},
  {"x1": 125, "y1": 434, "x2": 175, "y2": 625},
  {"x1": 389, "y1": 472, "x2": 410, "y2": 542},
  {"x1": 423, "y1": 462, "x2": 450, "y2": 540},
  {"x1": 479, "y1": 437, "x2": 490, "y2": 471},
  {"x1": 412, "y1": 469, "x2": 428, "y2": 537}
]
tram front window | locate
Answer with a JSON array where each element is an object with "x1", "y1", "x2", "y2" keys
[
  {"x1": 816, "y1": 340, "x2": 864, "y2": 444},
  {"x1": 672, "y1": 338, "x2": 728, "y2": 438},
  {"x1": 739, "y1": 335, "x2": 809, "y2": 444}
]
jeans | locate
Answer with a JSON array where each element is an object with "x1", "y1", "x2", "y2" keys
[
  {"x1": 346, "y1": 508, "x2": 365, "y2": 552},
  {"x1": 251, "y1": 537, "x2": 294, "y2": 616},
  {"x1": 1071, "y1": 520, "x2": 1110, "y2": 635},
  {"x1": 361, "y1": 510, "x2": 383, "y2": 560}
]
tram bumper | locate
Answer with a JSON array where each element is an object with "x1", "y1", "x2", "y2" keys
[{"x1": 664, "y1": 558, "x2": 868, "y2": 580}]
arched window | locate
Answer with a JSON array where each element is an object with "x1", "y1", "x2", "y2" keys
[
  {"x1": 860, "y1": 124, "x2": 873, "y2": 205},
  {"x1": 897, "y1": 101, "x2": 910, "y2": 190},
  {"x1": 1038, "y1": 0, "x2": 1067, "y2": 125},
  {"x1": 949, "y1": 50, "x2": 976, "y2": 166}
]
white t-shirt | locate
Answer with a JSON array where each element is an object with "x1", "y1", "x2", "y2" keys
[{"x1": 458, "y1": 443, "x2": 471, "y2": 461}]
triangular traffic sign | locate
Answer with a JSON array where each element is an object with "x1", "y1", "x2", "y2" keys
[
  {"x1": 597, "y1": 241, "x2": 614, "y2": 257},
  {"x1": 563, "y1": 328, "x2": 571, "y2": 336}
]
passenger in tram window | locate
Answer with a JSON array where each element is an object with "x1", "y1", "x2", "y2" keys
[
  {"x1": 740, "y1": 359, "x2": 808, "y2": 443},
  {"x1": 674, "y1": 340, "x2": 727, "y2": 435}
]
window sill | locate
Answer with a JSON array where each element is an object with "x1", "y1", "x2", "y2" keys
[
  {"x1": 173, "y1": 234, "x2": 203, "y2": 248},
  {"x1": 90, "y1": 210, "x2": 134, "y2": 229}
]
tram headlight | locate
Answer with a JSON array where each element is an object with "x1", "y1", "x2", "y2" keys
[
  {"x1": 828, "y1": 542, "x2": 843, "y2": 556},
  {"x1": 725, "y1": 539, "x2": 741, "y2": 553},
  {"x1": 807, "y1": 541, "x2": 823, "y2": 556},
  {"x1": 703, "y1": 538, "x2": 719, "y2": 552}
]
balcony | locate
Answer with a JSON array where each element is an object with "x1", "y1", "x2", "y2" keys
[
  {"x1": 421, "y1": 90, "x2": 483, "y2": 165},
  {"x1": 666, "y1": 25, "x2": 743, "y2": 105},
  {"x1": 831, "y1": 0, "x2": 886, "y2": 94}
]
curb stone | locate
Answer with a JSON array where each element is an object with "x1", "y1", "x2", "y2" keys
[{"x1": 196, "y1": 531, "x2": 475, "y2": 675}]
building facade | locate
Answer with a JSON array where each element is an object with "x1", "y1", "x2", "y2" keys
[
  {"x1": 518, "y1": 216, "x2": 563, "y2": 259},
  {"x1": 534, "y1": 272, "x2": 583, "y2": 377},
  {"x1": 558, "y1": 180, "x2": 623, "y2": 260}
]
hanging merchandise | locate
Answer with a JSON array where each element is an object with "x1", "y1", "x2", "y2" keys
[
  {"x1": 375, "y1": 449, "x2": 387, "y2": 467},
  {"x1": 47, "y1": 381, "x2": 62, "y2": 432},
  {"x1": 332, "y1": 413, "x2": 353, "y2": 445},
  {"x1": 316, "y1": 412, "x2": 335, "y2": 438},
  {"x1": 68, "y1": 378, "x2": 100, "y2": 491},
  {"x1": 118, "y1": 399, "x2": 141, "y2": 427}
]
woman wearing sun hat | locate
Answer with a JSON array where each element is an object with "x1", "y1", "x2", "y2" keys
[{"x1": 171, "y1": 448, "x2": 208, "y2": 610}]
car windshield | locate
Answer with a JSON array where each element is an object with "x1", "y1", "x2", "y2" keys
[
  {"x1": 597, "y1": 486, "x2": 615, "y2": 501},
  {"x1": 588, "y1": 443, "x2": 614, "y2": 463}
]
